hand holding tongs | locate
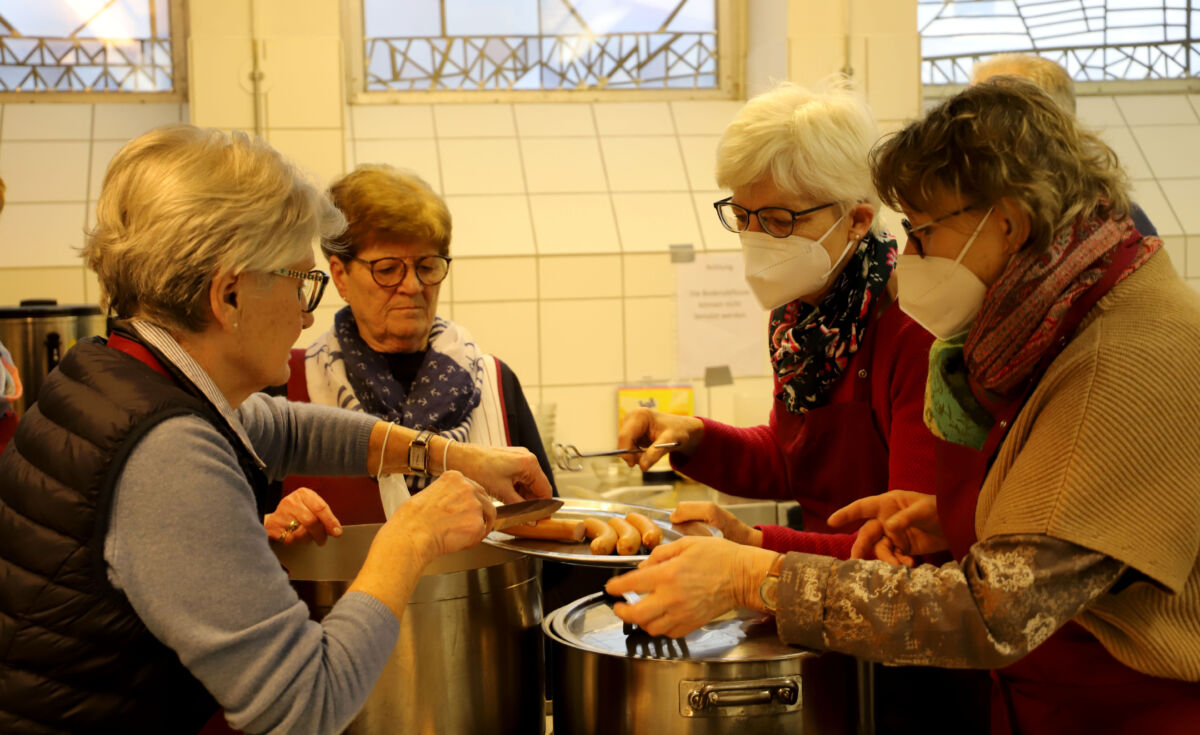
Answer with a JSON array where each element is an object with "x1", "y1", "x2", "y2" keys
[{"x1": 553, "y1": 442, "x2": 681, "y2": 472}]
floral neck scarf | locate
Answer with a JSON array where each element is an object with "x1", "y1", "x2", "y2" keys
[
  {"x1": 926, "y1": 213, "x2": 1160, "y2": 448},
  {"x1": 770, "y1": 231, "x2": 897, "y2": 415}
]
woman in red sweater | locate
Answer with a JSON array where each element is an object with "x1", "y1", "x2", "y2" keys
[
  {"x1": 619, "y1": 79, "x2": 936, "y2": 561},
  {"x1": 616, "y1": 77, "x2": 990, "y2": 733}
]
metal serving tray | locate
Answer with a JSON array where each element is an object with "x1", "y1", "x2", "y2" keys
[{"x1": 483, "y1": 498, "x2": 721, "y2": 568}]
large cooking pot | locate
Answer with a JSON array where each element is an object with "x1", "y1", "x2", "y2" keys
[
  {"x1": 0, "y1": 299, "x2": 108, "y2": 417},
  {"x1": 273, "y1": 524, "x2": 545, "y2": 734},
  {"x1": 545, "y1": 593, "x2": 865, "y2": 735}
]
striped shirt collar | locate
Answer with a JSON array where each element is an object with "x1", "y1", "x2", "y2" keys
[{"x1": 129, "y1": 319, "x2": 266, "y2": 470}]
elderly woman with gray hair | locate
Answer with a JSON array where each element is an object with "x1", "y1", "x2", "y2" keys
[
  {"x1": 0, "y1": 124, "x2": 550, "y2": 735},
  {"x1": 618, "y1": 79, "x2": 940, "y2": 558},
  {"x1": 612, "y1": 78, "x2": 992, "y2": 731}
]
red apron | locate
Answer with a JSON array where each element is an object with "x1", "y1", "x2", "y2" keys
[
  {"x1": 789, "y1": 303, "x2": 889, "y2": 533},
  {"x1": 934, "y1": 238, "x2": 1200, "y2": 734},
  {"x1": 798, "y1": 305, "x2": 996, "y2": 731}
]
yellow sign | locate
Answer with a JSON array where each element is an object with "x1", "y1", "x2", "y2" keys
[{"x1": 617, "y1": 384, "x2": 694, "y2": 426}]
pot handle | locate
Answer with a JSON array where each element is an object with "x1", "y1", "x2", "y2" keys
[
  {"x1": 681, "y1": 676, "x2": 801, "y2": 717},
  {"x1": 45, "y1": 332, "x2": 62, "y2": 371}
]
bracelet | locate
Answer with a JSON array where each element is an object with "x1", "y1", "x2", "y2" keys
[
  {"x1": 441, "y1": 438, "x2": 454, "y2": 475},
  {"x1": 377, "y1": 422, "x2": 394, "y2": 477}
]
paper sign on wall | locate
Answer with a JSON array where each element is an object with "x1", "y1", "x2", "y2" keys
[{"x1": 675, "y1": 252, "x2": 765, "y2": 379}]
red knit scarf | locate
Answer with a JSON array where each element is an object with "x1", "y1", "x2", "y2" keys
[{"x1": 964, "y1": 212, "x2": 1160, "y2": 403}]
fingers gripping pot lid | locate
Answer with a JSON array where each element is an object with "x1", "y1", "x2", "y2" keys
[{"x1": 544, "y1": 592, "x2": 862, "y2": 735}]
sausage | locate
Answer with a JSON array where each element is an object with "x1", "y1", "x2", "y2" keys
[
  {"x1": 607, "y1": 517, "x2": 642, "y2": 556},
  {"x1": 504, "y1": 518, "x2": 585, "y2": 542},
  {"x1": 625, "y1": 512, "x2": 663, "y2": 550},
  {"x1": 583, "y1": 518, "x2": 618, "y2": 555}
]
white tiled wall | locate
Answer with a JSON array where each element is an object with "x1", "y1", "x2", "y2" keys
[
  {"x1": 1074, "y1": 94, "x2": 1200, "y2": 282},
  {"x1": 4, "y1": 91, "x2": 1199, "y2": 453},
  {"x1": 0, "y1": 102, "x2": 185, "y2": 303}
]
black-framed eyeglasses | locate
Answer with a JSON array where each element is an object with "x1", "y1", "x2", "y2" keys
[
  {"x1": 274, "y1": 268, "x2": 329, "y2": 313},
  {"x1": 347, "y1": 255, "x2": 452, "y2": 288},
  {"x1": 900, "y1": 205, "x2": 976, "y2": 258},
  {"x1": 713, "y1": 196, "x2": 837, "y2": 239}
]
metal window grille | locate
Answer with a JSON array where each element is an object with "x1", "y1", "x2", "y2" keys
[
  {"x1": 920, "y1": 0, "x2": 1200, "y2": 84},
  {"x1": 361, "y1": 0, "x2": 720, "y2": 92},
  {"x1": 0, "y1": 0, "x2": 180, "y2": 95}
]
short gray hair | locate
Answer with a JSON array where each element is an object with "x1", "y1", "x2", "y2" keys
[
  {"x1": 971, "y1": 53, "x2": 1076, "y2": 114},
  {"x1": 716, "y1": 78, "x2": 881, "y2": 230},
  {"x1": 84, "y1": 124, "x2": 346, "y2": 332}
]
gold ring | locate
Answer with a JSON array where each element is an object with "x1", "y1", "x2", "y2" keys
[{"x1": 280, "y1": 518, "x2": 301, "y2": 541}]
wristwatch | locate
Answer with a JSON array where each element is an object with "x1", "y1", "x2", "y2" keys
[
  {"x1": 408, "y1": 428, "x2": 437, "y2": 476},
  {"x1": 757, "y1": 554, "x2": 785, "y2": 614}
]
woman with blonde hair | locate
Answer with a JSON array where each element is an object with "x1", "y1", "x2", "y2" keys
[
  {"x1": 0, "y1": 124, "x2": 550, "y2": 734},
  {"x1": 609, "y1": 79, "x2": 1200, "y2": 734}
]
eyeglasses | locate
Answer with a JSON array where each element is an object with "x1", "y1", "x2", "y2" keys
[
  {"x1": 273, "y1": 268, "x2": 329, "y2": 313},
  {"x1": 347, "y1": 255, "x2": 452, "y2": 288},
  {"x1": 713, "y1": 196, "x2": 837, "y2": 239},
  {"x1": 900, "y1": 205, "x2": 976, "y2": 257}
]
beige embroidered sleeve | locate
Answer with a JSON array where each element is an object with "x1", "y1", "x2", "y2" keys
[{"x1": 775, "y1": 534, "x2": 1124, "y2": 668}]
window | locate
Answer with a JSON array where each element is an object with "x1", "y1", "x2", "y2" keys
[
  {"x1": 0, "y1": 0, "x2": 183, "y2": 96},
  {"x1": 920, "y1": 0, "x2": 1199, "y2": 85},
  {"x1": 350, "y1": 0, "x2": 741, "y2": 100}
]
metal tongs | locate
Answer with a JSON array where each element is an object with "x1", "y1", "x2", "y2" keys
[{"x1": 552, "y1": 442, "x2": 681, "y2": 472}]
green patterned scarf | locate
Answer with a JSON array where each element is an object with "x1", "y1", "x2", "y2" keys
[{"x1": 925, "y1": 333, "x2": 994, "y2": 450}]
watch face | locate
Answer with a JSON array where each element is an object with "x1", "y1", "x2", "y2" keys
[
  {"x1": 409, "y1": 429, "x2": 435, "y2": 474},
  {"x1": 759, "y1": 575, "x2": 779, "y2": 613}
]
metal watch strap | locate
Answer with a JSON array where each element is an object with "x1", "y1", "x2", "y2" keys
[
  {"x1": 408, "y1": 428, "x2": 436, "y2": 476},
  {"x1": 757, "y1": 554, "x2": 785, "y2": 614}
]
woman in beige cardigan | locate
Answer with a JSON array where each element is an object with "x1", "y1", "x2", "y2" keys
[{"x1": 607, "y1": 79, "x2": 1200, "y2": 734}]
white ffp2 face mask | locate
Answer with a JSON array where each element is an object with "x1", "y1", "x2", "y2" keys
[
  {"x1": 897, "y1": 207, "x2": 994, "y2": 339},
  {"x1": 740, "y1": 215, "x2": 851, "y2": 310}
]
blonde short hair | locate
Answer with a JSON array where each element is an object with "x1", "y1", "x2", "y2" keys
[
  {"x1": 716, "y1": 78, "x2": 881, "y2": 229},
  {"x1": 323, "y1": 165, "x2": 451, "y2": 259},
  {"x1": 971, "y1": 53, "x2": 1076, "y2": 114},
  {"x1": 871, "y1": 79, "x2": 1129, "y2": 255},
  {"x1": 84, "y1": 124, "x2": 345, "y2": 333}
]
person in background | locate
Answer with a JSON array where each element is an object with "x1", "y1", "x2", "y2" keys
[
  {"x1": 618, "y1": 79, "x2": 938, "y2": 560},
  {"x1": 971, "y1": 52, "x2": 1158, "y2": 237},
  {"x1": 0, "y1": 124, "x2": 551, "y2": 735},
  {"x1": 608, "y1": 79, "x2": 1200, "y2": 734},
  {"x1": 971, "y1": 52, "x2": 1077, "y2": 113},
  {"x1": 290, "y1": 164, "x2": 554, "y2": 516},
  {"x1": 0, "y1": 176, "x2": 20, "y2": 453}
]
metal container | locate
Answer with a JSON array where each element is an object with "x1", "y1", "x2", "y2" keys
[
  {"x1": 544, "y1": 593, "x2": 863, "y2": 735},
  {"x1": 0, "y1": 300, "x2": 107, "y2": 417},
  {"x1": 273, "y1": 524, "x2": 545, "y2": 735}
]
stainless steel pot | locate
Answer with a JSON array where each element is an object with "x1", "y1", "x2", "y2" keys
[
  {"x1": 273, "y1": 524, "x2": 545, "y2": 735},
  {"x1": 544, "y1": 593, "x2": 863, "y2": 735},
  {"x1": 0, "y1": 299, "x2": 107, "y2": 417}
]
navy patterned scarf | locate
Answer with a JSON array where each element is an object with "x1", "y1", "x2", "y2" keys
[
  {"x1": 769, "y1": 231, "x2": 898, "y2": 414},
  {"x1": 331, "y1": 307, "x2": 481, "y2": 435}
]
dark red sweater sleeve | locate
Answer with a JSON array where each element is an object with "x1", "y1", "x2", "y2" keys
[
  {"x1": 874, "y1": 306, "x2": 938, "y2": 495},
  {"x1": 670, "y1": 413, "x2": 794, "y2": 500},
  {"x1": 757, "y1": 525, "x2": 855, "y2": 559}
]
